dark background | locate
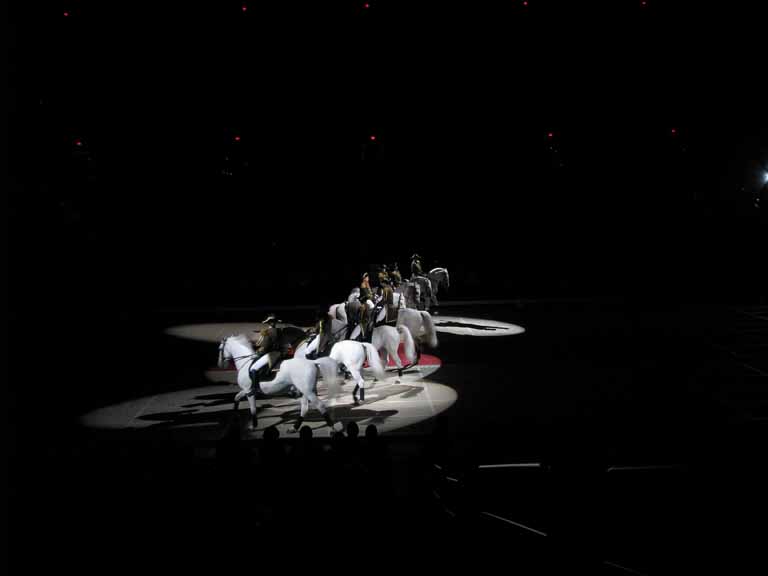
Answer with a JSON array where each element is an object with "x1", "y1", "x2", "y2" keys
[
  {"x1": 10, "y1": 1, "x2": 767, "y2": 310},
  {"x1": 7, "y1": 1, "x2": 768, "y2": 573}
]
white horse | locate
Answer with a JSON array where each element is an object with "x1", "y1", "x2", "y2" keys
[
  {"x1": 293, "y1": 317, "x2": 348, "y2": 360},
  {"x1": 218, "y1": 335, "x2": 343, "y2": 432},
  {"x1": 329, "y1": 287, "x2": 379, "y2": 327},
  {"x1": 371, "y1": 324, "x2": 417, "y2": 377},
  {"x1": 391, "y1": 290, "x2": 408, "y2": 311},
  {"x1": 328, "y1": 302, "x2": 348, "y2": 324},
  {"x1": 427, "y1": 267, "x2": 450, "y2": 307},
  {"x1": 311, "y1": 311, "x2": 416, "y2": 378},
  {"x1": 397, "y1": 308, "x2": 438, "y2": 358},
  {"x1": 396, "y1": 280, "x2": 427, "y2": 310},
  {"x1": 328, "y1": 340, "x2": 387, "y2": 405}
]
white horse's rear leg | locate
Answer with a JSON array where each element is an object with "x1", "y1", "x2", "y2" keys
[
  {"x1": 385, "y1": 339, "x2": 404, "y2": 379},
  {"x1": 234, "y1": 389, "x2": 248, "y2": 409},
  {"x1": 290, "y1": 396, "x2": 311, "y2": 433},
  {"x1": 305, "y1": 390, "x2": 342, "y2": 431},
  {"x1": 349, "y1": 366, "x2": 367, "y2": 405}
]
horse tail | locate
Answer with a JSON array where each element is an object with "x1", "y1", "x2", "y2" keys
[
  {"x1": 314, "y1": 357, "x2": 342, "y2": 399},
  {"x1": 361, "y1": 342, "x2": 387, "y2": 381},
  {"x1": 420, "y1": 311, "x2": 438, "y2": 348},
  {"x1": 397, "y1": 325, "x2": 417, "y2": 363}
]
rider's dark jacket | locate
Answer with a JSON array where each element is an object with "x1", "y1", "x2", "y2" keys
[{"x1": 251, "y1": 326, "x2": 280, "y2": 357}]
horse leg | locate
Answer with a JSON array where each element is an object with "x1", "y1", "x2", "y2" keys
[
  {"x1": 305, "y1": 390, "x2": 342, "y2": 432},
  {"x1": 349, "y1": 366, "x2": 367, "y2": 404},
  {"x1": 388, "y1": 340, "x2": 404, "y2": 379},
  {"x1": 246, "y1": 393, "x2": 258, "y2": 430},
  {"x1": 292, "y1": 396, "x2": 309, "y2": 433},
  {"x1": 337, "y1": 362, "x2": 352, "y2": 381},
  {"x1": 351, "y1": 380, "x2": 366, "y2": 405},
  {"x1": 233, "y1": 389, "x2": 248, "y2": 412}
]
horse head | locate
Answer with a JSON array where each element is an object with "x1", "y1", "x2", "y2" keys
[
  {"x1": 218, "y1": 336, "x2": 234, "y2": 367},
  {"x1": 430, "y1": 267, "x2": 450, "y2": 289}
]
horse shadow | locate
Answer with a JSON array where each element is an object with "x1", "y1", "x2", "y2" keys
[
  {"x1": 133, "y1": 383, "x2": 423, "y2": 432},
  {"x1": 181, "y1": 392, "x2": 235, "y2": 409},
  {"x1": 135, "y1": 401, "x2": 280, "y2": 430},
  {"x1": 135, "y1": 408, "x2": 232, "y2": 430},
  {"x1": 263, "y1": 405, "x2": 399, "y2": 430},
  {"x1": 326, "y1": 382, "x2": 422, "y2": 407},
  {"x1": 398, "y1": 386, "x2": 424, "y2": 399},
  {"x1": 181, "y1": 391, "x2": 300, "y2": 410}
]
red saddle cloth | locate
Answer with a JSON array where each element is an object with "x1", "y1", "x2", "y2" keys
[{"x1": 362, "y1": 344, "x2": 441, "y2": 368}]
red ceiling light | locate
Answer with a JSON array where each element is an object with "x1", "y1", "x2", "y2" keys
[
  {"x1": 241, "y1": 4, "x2": 247, "y2": 12},
  {"x1": 547, "y1": 132, "x2": 554, "y2": 139},
  {"x1": 63, "y1": 11, "x2": 70, "y2": 17},
  {"x1": 370, "y1": 135, "x2": 377, "y2": 142},
  {"x1": 234, "y1": 135, "x2": 241, "y2": 142},
  {"x1": 364, "y1": 3, "x2": 370, "y2": 8},
  {"x1": 74, "y1": 139, "x2": 82, "y2": 146},
  {"x1": 670, "y1": 128, "x2": 677, "y2": 136}
]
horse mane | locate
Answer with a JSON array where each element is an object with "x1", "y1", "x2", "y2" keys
[
  {"x1": 228, "y1": 334, "x2": 253, "y2": 346},
  {"x1": 430, "y1": 267, "x2": 449, "y2": 285}
]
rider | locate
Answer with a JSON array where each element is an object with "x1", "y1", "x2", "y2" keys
[
  {"x1": 305, "y1": 309, "x2": 330, "y2": 360},
  {"x1": 410, "y1": 253, "x2": 432, "y2": 309},
  {"x1": 389, "y1": 261, "x2": 402, "y2": 288},
  {"x1": 378, "y1": 264, "x2": 396, "y2": 324},
  {"x1": 377, "y1": 264, "x2": 391, "y2": 289},
  {"x1": 247, "y1": 314, "x2": 283, "y2": 391},
  {"x1": 410, "y1": 253, "x2": 425, "y2": 278},
  {"x1": 358, "y1": 272, "x2": 375, "y2": 341}
]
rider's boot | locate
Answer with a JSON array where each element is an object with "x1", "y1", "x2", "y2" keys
[{"x1": 249, "y1": 370, "x2": 260, "y2": 396}]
